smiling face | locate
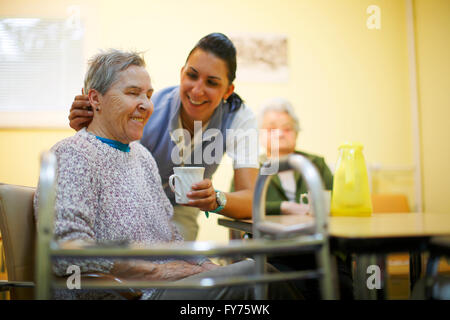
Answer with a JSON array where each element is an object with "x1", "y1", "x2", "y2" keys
[
  {"x1": 260, "y1": 110, "x2": 298, "y2": 157},
  {"x1": 88, "y1": 65, "x2": 154, "y2": 144},
  {"x1": 179, "y1": 48, "x2": 234, "y2": 124}
]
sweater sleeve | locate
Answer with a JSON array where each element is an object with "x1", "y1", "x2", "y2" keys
[{"x1": 44, "y1": 145, "x2": 113, "y2": 276}]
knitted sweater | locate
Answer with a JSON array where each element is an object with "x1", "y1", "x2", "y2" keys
[{"x1": 34, "y1": 128, "x2": 183, "y2": 299}]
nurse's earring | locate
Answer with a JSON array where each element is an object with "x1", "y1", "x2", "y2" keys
[{"x1": 223, "y1": 98, "x2": 227, "y2": 104}]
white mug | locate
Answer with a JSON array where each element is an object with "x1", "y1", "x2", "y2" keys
[
  {"x1": 300, "y1": 190, "x2": 331, "y2": 217},
  {"x1": 169, "y1": 167, "x2": 205, "y2": 204}
]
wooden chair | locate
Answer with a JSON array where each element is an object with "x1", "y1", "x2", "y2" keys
[
  {"x1": 0, "y1": 183, "x2": 36, "y2": 299},
  {"x1": 371, "y1": 193, "x2": 410, "y2": 214},
  {"x1": 0, "y1": 179, "x2": 141, "y2": 300}
]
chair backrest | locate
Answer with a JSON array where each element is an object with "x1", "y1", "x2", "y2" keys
[
  {"x1": 371, "y1": 193, "x2": 410, "y2": 213},
  {"x1": 0, "y1": 183, "x2": 36, "y2": 299}
]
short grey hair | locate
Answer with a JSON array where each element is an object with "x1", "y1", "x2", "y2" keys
[
  {"x1": 84, "y1": 49, "x2": 146, "y2": 95},
  {"x1": 258, "y1": 97, "x2": 300, "y2": 132}
]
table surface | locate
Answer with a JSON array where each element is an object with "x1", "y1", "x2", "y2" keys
[
  {"x1": 218, "y1": 212, "x2": 450, "y2": 239},
  {"x1": 219, "y1": 212, "x2": 450, "y2": 297}
]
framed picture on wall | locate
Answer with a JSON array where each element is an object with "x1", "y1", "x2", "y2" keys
[{"x1": 229, "y1": 32, "x2": 289, "y2": 83}]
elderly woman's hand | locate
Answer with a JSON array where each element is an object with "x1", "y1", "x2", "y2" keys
[
  {"x1": 111, "y1": 259, "x2": 207, "y2": 282},
  {"x1": 68, "y1": 93, "x2": 93, "y2": 131},
  {"x1": 185, "y1": 179, "x2": 219, "y2": 212},
  {"x1": 280, "y1": 201, "x2": 310, "y2": 215},
  {"x1": 198, "y1": 260, "x2": 221, "y2": 272}
]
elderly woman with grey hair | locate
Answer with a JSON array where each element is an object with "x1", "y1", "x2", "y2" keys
[
  {"x1": 258, "y1": 98, "x2": 354, "y2": 300},
  {"x1": 258, "y1": 97, "x2": 333, "y2": 215},
  {"x1": 34, "y1": 50, "x2": 300, "y2": 300}
]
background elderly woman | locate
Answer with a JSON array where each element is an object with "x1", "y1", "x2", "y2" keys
[
  {"x1": 258, "y1": 97, "x2": 353, "y2": 299},
  {"x1": 258, "y1": 97, "x2": 333, "y2": 215},
  {"x1": 34, "y1": 50, "x2": 299, "y2": 300}
]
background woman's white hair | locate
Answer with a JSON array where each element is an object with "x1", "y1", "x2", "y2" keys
[{"x1": 258, "y1": 97, "x2": 300, "y2": 132}]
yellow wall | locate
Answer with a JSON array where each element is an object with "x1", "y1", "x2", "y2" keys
[
  {"x1": 0, "y1": 129, "x2": 73, "y2": 186},
  {"x1": 414, "y1": 0, "x2": 450, "y2": 213},
  {"x1": 0, "y1": 0, "x2": 448, "y2": 242}
]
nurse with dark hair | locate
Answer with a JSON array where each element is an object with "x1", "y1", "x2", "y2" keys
[{"x1": 69, "y1": 33, "x2": 259, "y2": 241}]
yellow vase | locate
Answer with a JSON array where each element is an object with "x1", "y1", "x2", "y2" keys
[{"x1": 330, "y1": 142, "x2": 372, "y2": 216}]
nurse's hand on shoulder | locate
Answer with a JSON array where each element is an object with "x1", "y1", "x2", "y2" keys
[
  {"x1": 185, "y1": 179, "x2": 218, "y2": 212},
  {"x1": 68, "y1": 92, "x2": 93, "y2": 131}
]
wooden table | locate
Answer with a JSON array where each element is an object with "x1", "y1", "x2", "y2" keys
[
  {"x1": 329, "y1": 212, "x2": 450, "y2": 238},
  {"x1": 218, "y1": 212, "x2": 450, "y2": 299}
]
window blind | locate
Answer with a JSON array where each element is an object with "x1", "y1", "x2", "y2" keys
[{"x1": 0, "y1": 18, "x2": 84, "y2": 116}]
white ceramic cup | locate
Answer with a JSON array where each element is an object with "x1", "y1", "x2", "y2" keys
[
  {"x1": 300, "y1": 190, "x2": 331, "y2": 217},
  {"x1": 169, "y1": 167, "x2": 205, "y2": 204}
]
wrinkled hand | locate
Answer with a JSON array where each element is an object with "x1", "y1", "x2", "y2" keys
[
  {"x1": 69, "y1": 93, "x2": 93, "y2": 131},
  {"x1": 280, "y1": 201, "x2": 310, "y2": 216},
  {"x1": 187, "y1": 259, "x2": 221, "y2": 272},
  {"x1": 185, "y1": 179, "x2": 219, "y2": 212},
  {"x1": 111, "y1": 259, "x2": 206, "y2": 282},
  {"x1": 199, "y1": 260, "x2": 221, "y2": 272}
]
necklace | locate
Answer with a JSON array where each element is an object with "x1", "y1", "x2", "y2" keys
[{"x1": 180, "y1": 112, "x2": 194, "y2": 137}]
